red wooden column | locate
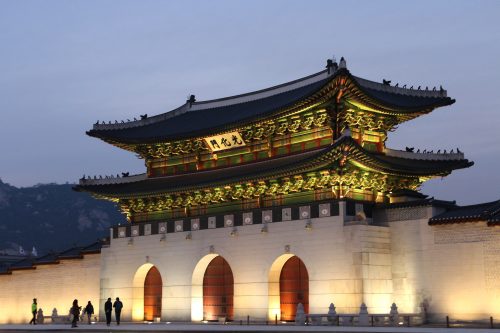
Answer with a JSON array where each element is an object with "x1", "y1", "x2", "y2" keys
[
  {"x1": 144, "y1": 266, "x2": 162, "y2": 321},
  {"x1": 203, "y1": 256, "x2": 234, "y2": 321},
  {"x1": 280, "y1": 256, "x2": 309, "y2": 321}
]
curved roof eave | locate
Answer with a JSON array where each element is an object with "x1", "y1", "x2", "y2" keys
[
  {"x1": 75, "y1": 137, "x2": 472, "y2": 199},
  {"x1": 86, "y1": 66, "x2": 456, "y2": 145}
]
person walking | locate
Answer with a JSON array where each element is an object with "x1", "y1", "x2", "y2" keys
[
  {"x1": 29, "y1": 298, "x2": 37, "y2": 325},
  {"x1": 84, "y1": 301, "x2": 94, "y2": 325},
  {"x1": 113, "y1": 297, "x2": 123, "y2": 325},
  {"x1": 70, "y1": 299, "x2": 81, "y2": 328},
  {"x1": 104, "y1": 298, "x2": 112, "y2": 326}
]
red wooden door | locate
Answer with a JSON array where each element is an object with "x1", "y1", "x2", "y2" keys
[
  {"x1": 203, "y1": 256, "x2": 234, "y2": 321},
  {"x1": 280, "y1": 256, "x2": 309, "y2": 321},
  {"x1": 144, "y1": 266, "x2": 162, "y2": 321}
]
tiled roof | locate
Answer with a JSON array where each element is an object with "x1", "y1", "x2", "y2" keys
[
  {"x1": 86, "y1": 64, "x2": 454, "y2": 144},
  {"x1": 75, "y1": 136, "x2": 472, "y2": 198},
  {"x1": 429, "y1": 200, "x2": 500, "y2": 226},
  {"x1": 355, "y1": 83, "x2": 454, "y2": 109},
  {"x1": 377, "y1": 197, "x2": 457, "y2": 210},
  {"x1": 2, "y1": 239, "x2": 107, "y2": 274},
  {"x1": 87, "y1": 75, "x2": 330, "y2": 143},
  {"x1": 34, "y1": 252, "x2": 59, "y2": 265},
  {"x1": 390, "y1": 189, "x2": 428, "y2": 199}
]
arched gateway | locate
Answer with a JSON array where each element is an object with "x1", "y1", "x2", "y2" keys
[
  {"x1": 144, "y1": 266, "x2": 162, "y2": 321},
  {"x1": 203, "y1": 256, "x2": 234, "y2": 321},
  {"x1": 279, "y1": 256, "x2": 309, "y2": 321},
  {"x1": 132, "y1": 263, "x2": 163, "y2": 321}
]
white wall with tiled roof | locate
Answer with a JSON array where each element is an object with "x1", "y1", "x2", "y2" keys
[{"x1": 0, "y1": 253, "x2": 101, "y2": 324}]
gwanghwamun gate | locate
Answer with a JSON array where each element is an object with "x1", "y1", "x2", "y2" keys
[{"x1": 1, "y1": 57, "x2": 499, "y2": 325}]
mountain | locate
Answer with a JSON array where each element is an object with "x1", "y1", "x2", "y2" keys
[{"x1": 0, "y1": 178, "x2": 126, "y2": 255}]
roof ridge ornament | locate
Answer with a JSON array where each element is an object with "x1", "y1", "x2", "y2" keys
[
  {"x1": 187, "y1": 94, "x2": 196, "y2": 107},
  {"x1": 326, "y1": 56, "x2": 338, "y2": 74},
  {"x1": 339, "y1": 56, "x2": 347, "y2": 69}
]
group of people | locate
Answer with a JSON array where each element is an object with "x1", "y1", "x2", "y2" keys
[
  {"x1": 69, "y1": 299, "x2": 95, "y2": 328},
  {"x1": 29, "y1": 297, "x2": 123, "y2": 327}
]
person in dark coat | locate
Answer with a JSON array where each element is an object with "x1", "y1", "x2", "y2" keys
[
  {"x1": 70, "y1": 299, "x2": 81, "y2": 328},
  {"x1": 29, "y1": 298, "x2": 37, "y2": 325},
  {"x1": 84, "y1": 301, "x2": 94, "y2": 325},
  {"x1": 104, "y1": 298, "x2": 112, "y2": 326},
  {"x1": 113, "y1": 297, "x2": 123, "y2": 325}
]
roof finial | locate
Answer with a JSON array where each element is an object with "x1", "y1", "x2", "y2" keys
[
  {"x1": 187, "y1": 94, "x2": 196, "y2": 107},
  {"x1": 326, "y1": 56, "x2": 339, "y2": 74},
  {"x1": 339, "y1": 56, "x2": 347, "y2": 69}
]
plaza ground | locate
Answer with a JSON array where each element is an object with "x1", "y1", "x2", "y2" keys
[{"x1": 0, "y1": 323, "x2": 499, "y2": 333}]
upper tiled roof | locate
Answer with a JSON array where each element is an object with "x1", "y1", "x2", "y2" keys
[
  {"x1": 86, "y1": 60, "x2": 454, "y2": 144},
  {"x1": 352, "y1": 76, "x2": 455, "y2": 109},
  {"x1": 88, "y1": 73, "x2": 331, "y2": 143},
  {"x1": 429, "y1": 200, "x2": 500, "y2": 226}
]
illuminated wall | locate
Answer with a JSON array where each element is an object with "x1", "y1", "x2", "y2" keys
[
  {"x1": 0, "y1": 254, "x2": 101, "y2": 324},
  {"x1": 387, "y1": 206, "x2": 500, "y2": 321},
  {"x1": 1, "y1": 203, "x2": 498, "y2": 324},
  {"x1": 98, "y1": 202, "x2": 394, "y2": 322}
]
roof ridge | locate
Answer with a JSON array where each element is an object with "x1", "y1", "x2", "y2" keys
[
  {"x1": 90, "y1": 69, "x2": 331, "y2": 132},
  {"x1": 352, "y1": 75, "x2": 448, "y2": 98}
]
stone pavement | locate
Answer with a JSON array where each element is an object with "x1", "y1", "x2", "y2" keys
[{"x1": 0, "y1": 323, "x2": 500, "y2": 333}]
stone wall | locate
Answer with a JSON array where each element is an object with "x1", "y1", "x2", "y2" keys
[
  {"x1": 0, "y1": 253, "x2": 101, "y2": 324},
  {"x1": 99, "y1": 205, "x2": 392, "y2": 322},
  {"x1": 389, "y1": 208, "x2": 500, "y2": 321}
]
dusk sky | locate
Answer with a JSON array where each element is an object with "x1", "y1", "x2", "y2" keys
[{"x1": 1, "y1": 0, "x2": 499, "y2": 205}]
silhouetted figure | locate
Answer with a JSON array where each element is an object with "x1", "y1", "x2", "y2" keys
[
  {"x1": 140, "y1": 114, "x2": 148, "y2": 120},
  {"x1": 405, "y1": 147, "x2": 414, "y2": 152},
  {"x1": 70, "y1": 299, "x2": 81, "y2": 328},
  {"x1": 84, "y1": 301, "x2": 94, "y2": 325},
  {"x1": 121, "y1": 172, "x2": 129, "y2": 177},
  {"x1": 105, "y1": 298, "x2": 112, "y2": 326},
  {"x1": 113, "y1": 297, "x2": 123, "y2": 325},
  {"x1": 29, "y1": 298, "x2": 37, "y2": 325},
  {"x1": 383, "y1": 79, "x2": 391, "y2": 86}
]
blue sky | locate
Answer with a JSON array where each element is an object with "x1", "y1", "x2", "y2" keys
[{"x1": 0, "y1": 0, "x2": 499, "y2": 204}]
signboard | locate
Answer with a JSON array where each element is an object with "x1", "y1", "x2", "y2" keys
[{"x1": 203, "y1": 131, "x2": 246, "y2": 152}]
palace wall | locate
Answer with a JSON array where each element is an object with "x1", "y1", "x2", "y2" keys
[
  {"x1": 384, "y1": 206, "x2": 500, "y2": 321},
  {"x1": 1, "y1": 203, "x2": 498, "y2": 324},
  {"x1": 99, "y1": 202, "x2": 394, "y2": 322},
  {"x1": 0, "y1": 253, "x2": 101, "y2": 324}
]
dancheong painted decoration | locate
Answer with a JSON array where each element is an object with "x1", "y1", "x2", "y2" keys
[{"x1": 75, "y1": 57, "x2": 473, "y2": 224}]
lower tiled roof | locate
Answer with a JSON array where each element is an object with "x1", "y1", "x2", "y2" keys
[
  {"x1": 429, "y1": 200, "x2": 500, "y2": 226},
  {"x1": 0, "y1": 239, "x2": 108, "y2": 274}
]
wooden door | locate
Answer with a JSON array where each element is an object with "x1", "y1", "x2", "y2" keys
[
  {"x1": 280, "y1": 256, "x2": 309, "y2": 321},
  {"x1": 203, "y1": 256, "x2": 234, "y2": 321},
  {"x1": 144, "y1": 266, "x2": 162, "y2": 321}
]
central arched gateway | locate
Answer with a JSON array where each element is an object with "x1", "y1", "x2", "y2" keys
[
  {"x1": 144, "y1": 266, "x2": 162, "y2": 321},
  {"x1": 203, "y1": 256, "x2": 234, "y2": 321},
  {"x1": 279, "y1": 256, "x2": 309, "y2": 321}
]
